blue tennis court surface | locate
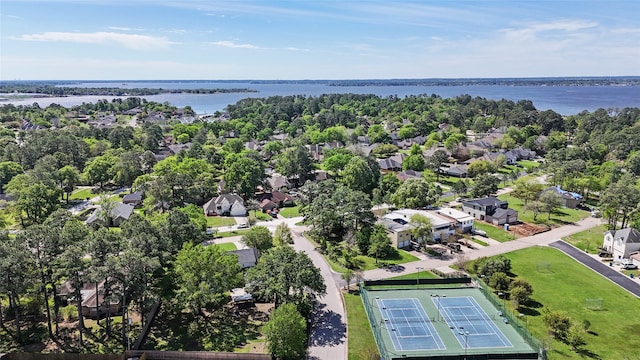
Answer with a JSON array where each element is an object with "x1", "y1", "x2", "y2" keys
[
  {"x1": 433, "y1": 296, "x2": 513, "y2": 349},
  {"x1": 377, "y1": 298, "x2": 446, "y2": 351}
]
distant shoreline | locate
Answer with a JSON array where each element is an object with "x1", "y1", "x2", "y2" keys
[{"x1": 1, "y1": 76, "x2": 640, "y2": 88}]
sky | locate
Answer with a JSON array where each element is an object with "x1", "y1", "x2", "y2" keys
[{"x1": 1, "y1": 0, "x2": 639, "y2": 80}]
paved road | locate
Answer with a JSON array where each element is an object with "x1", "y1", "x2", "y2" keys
[
  {"x1": 549, "y1": 241, "x2": 640, "y2": 298},
  {"x1": 290, "y1": 227, "x2": 347, "y2": 360},
  {"x1": 247, "y1": 216, "x2": 346, "y2": 360}
]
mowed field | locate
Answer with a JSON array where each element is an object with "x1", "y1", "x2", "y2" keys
[{"x1": 503, "y1": 246, "x2": 640, "y2": 359}]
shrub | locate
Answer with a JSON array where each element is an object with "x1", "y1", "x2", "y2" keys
[{"x1": 60, "y1": 305, "x2": 78, "y2": 321}]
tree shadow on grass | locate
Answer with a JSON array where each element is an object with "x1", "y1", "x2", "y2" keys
[
  {"x1": 523, "y1": 299, "x2": 544, "y2": 309},
  {"x1": 144, "y1": 305, "x2": 261, "y2": 351},
  {"x1": 575, "y1": 347, "x2": 601, "y2": 359},
  {"x1": 517, "y1": 307, "x2": 541, "y2": 317},
  {"x1": 309, "y1": 303, "x2": 346, "y2": 347}
]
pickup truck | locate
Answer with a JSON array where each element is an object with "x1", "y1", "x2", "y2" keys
[{"x1": 621, "y1": 259, "x2": 638, "y2": 269}]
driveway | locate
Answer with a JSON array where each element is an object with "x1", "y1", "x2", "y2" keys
[{"x1": 549, "y1": 241, "x2": 640, "y2": 298}]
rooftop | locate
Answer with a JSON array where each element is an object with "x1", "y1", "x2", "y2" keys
[{"x1": 384, "y1": 209, "x2": 453, "y2": 228}]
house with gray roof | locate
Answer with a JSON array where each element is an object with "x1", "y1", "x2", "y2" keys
[
  {"x1": 228, "y1": 248, "x2": 260, "y2": 269},
  {"x1": 122, "y1": 191, "x2": 143, "y2": 207},
  {"x1": 461, "y1": 197, "x2": 518, "y2": 225},
  {"x1": 85, "y1": 203, "x2": 135, "y2": 227},
  {"x1": 203, "y1": 193, "x2": 246, "y2": 217},
  {"x1": 603, "y1": 228, "x2": 640, "y2": 260},
  {"x1": 378, "y1": 157, "x2": 402, "y2": 172},
  {"x1": 441, "y1": 164, "x2": 468, "y2": 178}
]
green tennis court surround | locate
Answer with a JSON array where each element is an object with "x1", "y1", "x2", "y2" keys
[{"x1": 360, "y1": 278, "x2": 544, "y2": 360}]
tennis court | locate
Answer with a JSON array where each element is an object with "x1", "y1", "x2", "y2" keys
[
  {"x1": 433, "y1": 296, "x2": 513, "y2": 349},
  {"x1": 360, "y1": 281, "x2": 540, "y2": 360},
  {"x1": 377, "y1": 298, "x2": 446, "y2": 351}
]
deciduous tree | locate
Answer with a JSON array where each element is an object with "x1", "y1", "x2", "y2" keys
[
  {"x1": 241, "y1": 226, "x2": 274, "y2": 251},
  {"x1": 368, "y1": 224, "x2": 394, "y2": 263},
  {"x1": 391, "y1": 178, "x2": 438, "y2": 209},
  {"x1": 273, "y1": 222, "x2": 293, "y2": 246},
  {"x1": 173, "y1": 243, "x2": 242, "y2": 314},
  {"x1": 341, "y1": 155, "x2": 378, "y2": 195},
  {"x1": 246, "y1": 246, "x2": 326, "y2": 307},
  {"x1": 409, "y1": 214, "x2": 432, "y2": 247},
  {"x1": 470, "y1": 174, "x2": 500, "y2": 198},
  {"x1": 263, "y1": 303, "x2": 307, "y2": 360}
]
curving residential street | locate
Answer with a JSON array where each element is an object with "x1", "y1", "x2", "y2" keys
[
  {"x1": 252, "y1": 217, "x2": 347, "y2": 360},
  {"x1": 290, "y1": 226, "x2": 347, "y2": 360}
]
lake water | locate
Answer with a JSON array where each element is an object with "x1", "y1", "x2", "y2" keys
[{"x1": 2, "y1": 81, "x2": 639, "y2": 116}]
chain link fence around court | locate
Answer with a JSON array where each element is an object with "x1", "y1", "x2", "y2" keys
[
  {"x1": 476, "y1": 277, "x2": 547, "y2": 360},
  {"x1": 359, "y1": 283, "x2": 391, "y2": 359}
]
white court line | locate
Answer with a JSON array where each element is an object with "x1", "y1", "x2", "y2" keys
[
  {"x1": 437, "y1": 297, "x2": 513, "y2": 348},
  {"x1": 378, "y1": 298, "x2": 445, "y2": 351}
]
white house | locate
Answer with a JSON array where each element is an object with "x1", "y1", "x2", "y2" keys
[
  {"x1": 203, "y1": 193, "x2": 247, "y2": 217},
  {"x1": 435, "y1": 207, "x2": 475, "y2": 233},
  {"x1": 603, "y1": 228, "x2": 640, "y2": 260},
  {"x1": 383, "y1": 209, "x2": 455, "y2": 244}
]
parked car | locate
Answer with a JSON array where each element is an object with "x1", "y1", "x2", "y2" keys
[
  {"x1": 598, "y1": 250, "x2": 612, "y2": 258},
  {"x1": 471, "y1": 228, "x2": 487, "y2": 237},
  {"x1": 238, "y1": 223, "x2": 250, "y2": 229}
]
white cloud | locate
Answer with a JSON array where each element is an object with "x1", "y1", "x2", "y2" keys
[
  {"x1": 284, "y1": 47, "x2": 309, "y2": 52},
  {"x1": 12, "y1": 31, "x2": 173, "y2": 50},
  {"x1": 611, "y1": 27, "x2": 640, "y2": 34},
  {"x1": 108, "y1": 26, "x2": 133, "y2": 31},
  {"x1": 500, "y1": 19, "x2": 599, "y2": 40},
  {"x1": 210, "y1": 40, "x2": 259, "y2": 49}
]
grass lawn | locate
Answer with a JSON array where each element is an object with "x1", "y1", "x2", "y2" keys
[
  {"x1": 344, "y1": 291, "x2": 379, "y2": 360},
  {"x1": 69, "y1": 187, "x2": 96, "y2": 200},
  {"x1": 389, "y1": 270, "x2": 440, "y2": 280},
  {"x1": 620, "y1": 269, "x2": 640, "y2": 278},
  {"x1": 325, "y1": 249, "x2": 420, "y2": 273},
  {"x1": 562, "y1": 224, "x2": 608, "y2": 253},
  {"x1": 438, "y1": 175, "x2": 466, "y2": 186},
  {"x1": 206, "y1": 216, "x2": 238, "y2": 227},
  {"x1": 517, "y1": 160, "x2": 541, "y2": 170},
  {"x1": 473, "y1": 222, "x2": 515, "y2": 242},
  {"x1": 278, "y1": 205, "x2": 301, "y2": 218},
  {"x1": 471, "y1": 237, "x2": 489, "y2": 247},
  {"x1": 355, "y1": 249, "x2": 419, "y2": 271},
  {"x1": 503, "y1": 246, "x2": 640, "y2": 359},
  {"x1": 211, "y1": 242, "x2": 237, "y2": 251},
  {"x1": 250, "y1": 211, "x2": 272, "y2": 221},
  {"x1": 498, "y1": 193, "x2": 590, "y2": 226}
]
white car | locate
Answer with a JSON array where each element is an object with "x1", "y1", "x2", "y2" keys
[
  {"x1": 471, "y1": 228, "x2": 487, "y2": 237},
  {"x1": 238, "y1": 223, "x2": 250, "y2": 229}
]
